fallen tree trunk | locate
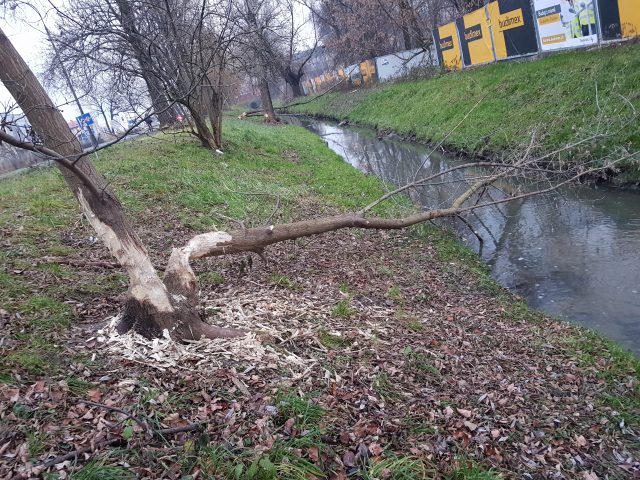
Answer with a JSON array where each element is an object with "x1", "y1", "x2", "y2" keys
[{"x1": 0, "y1": 26, "x2": 240, "y2": 342}]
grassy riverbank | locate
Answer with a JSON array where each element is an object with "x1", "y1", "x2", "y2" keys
[
  {"x1": 288, "y1": 42, "x2": 640, "y2": 183},
  {"x1": 1, "y1": 120, "x2": 638, "y2": 478}
]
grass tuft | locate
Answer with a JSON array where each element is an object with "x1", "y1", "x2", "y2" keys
[
  {"x1": 331, "y1": 299, "x2": 356, "y2": 318},
  {"x1": 69, "y1": 460, "x2": 133, "y2": 480},
  {"x1": 275, "y1": 392, "x2": 325, "y2": 431},
  {"x1": 364, "y1": 455, "x2": 435, "y2": 480},
  {"x1": 317, "y1": 329, "x2": 352, "y2": 349}
]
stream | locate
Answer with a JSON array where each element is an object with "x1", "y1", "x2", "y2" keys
[{"x1": 293, "y1": 117, "x2": 640, "y2": 354}]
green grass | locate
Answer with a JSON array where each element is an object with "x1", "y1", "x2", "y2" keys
[
  {"x1": 275, "y1": 391, "x2": 325, "y2": 431},
  {"x1": 562, "y1": 329, "x2": 640, "y2": 427},
  {"x1": 387, "y1": 285, "x2": 403, "y2": 301},
  {"x1": 363, "y1": 455, "x2": 435, "y2": 480},
  {"x1": 331, "y1": 299, "x2": 356, "y2": 318},
  {"x1": 269, "y1": 272, "x2": 298, "y2": 290},
  {"x1": 372, "y1": 372, "x2": 402, "y2": 401},
  {"x1": 180, "y1": 392, "x2": 327, "y2": 479},
  {"x1": 198, "y1": 270, "x2": 225, "y2": 285},
  {"x1": 69, "y1": 460, "x2": 133, "y2": 480},
  {"x1": 289, "y1": 43, "x2": 640, "y2": 179},
  {"x1": 186, "y1": 442, "x2": 326, "y2": 480},
  {"x1": 317, "y1": 328, "x2": 352, "y2": 349},
  {"x1": 449, "y1": 462, "x2": 502, "y2": 480},
  {"x1": 402, "y1": 346, "x2": 439, "y2": 378},
  {"x1": 67, "y1": 376, "x2": 96, "y2": 397}
]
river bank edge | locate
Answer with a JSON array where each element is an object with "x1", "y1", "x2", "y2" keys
[
  {"x1": 1, "y1": 119, "x2": 638, "y2": 477},
  {"x1": 284, "y1": 43, "x2": 640, "y2": 188},
  {"x1": 283, "y1": 110, "x2": 640, "y2": 192}
]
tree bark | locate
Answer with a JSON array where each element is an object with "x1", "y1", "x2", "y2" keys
[
  {"x1": 0, "y1": 26, "x2": 240, "y2": 341},
  {"x1": 114, "y1": 0, "x2": 179, "y2": 129},
  {"x1": 98, "y1": 104, "x2": 114, "y2": 135},
  {"x1": 142, "y1": 73, "x2": 179, "y2": 128},
  {"x1": 284, "y1": 68, "x2": 304, "y2": 98},
  {"x1": 207, "y1": 88, "x2": 223, "y2": 149},
  {"x1": 259, "y1": 78, "x2": 278, "y2": 123}
]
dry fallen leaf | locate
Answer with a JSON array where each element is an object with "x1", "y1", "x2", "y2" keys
[{"x1": 457, "y1": 408, "x2": 473, "y2": 418}]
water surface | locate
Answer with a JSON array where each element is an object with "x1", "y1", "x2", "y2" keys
[{"x1": 295, "y1": 118, "x2": 640, "y2": 353}]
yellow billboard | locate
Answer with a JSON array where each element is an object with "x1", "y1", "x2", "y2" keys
[
  {"x1": 618, "y1": 0, "x2": 640, "y2": 37},
  {"x1": 487, "y1": 0, "x2": 539, "y2": 59},
  {"x1": 434, "y1": 22, "x2": 463, "y2": 70},
  {"x1": 360, "y1": 60, "x2": 377, "y2": 85},
  {"x1": 457, "y1": 7, "x2": 496, "y2": 66}
]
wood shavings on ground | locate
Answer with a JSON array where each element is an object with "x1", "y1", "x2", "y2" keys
[{"x1": 89, "y1": 315, "x2": 315, "y2": 374}]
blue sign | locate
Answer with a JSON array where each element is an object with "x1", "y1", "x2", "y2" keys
[{"x1": 76, "y1": 113, "x2": 94, "y2": 130}]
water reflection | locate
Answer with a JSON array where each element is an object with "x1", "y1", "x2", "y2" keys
[{"x1": 295, "y1": 118, "x2": 640, "y2": 353}]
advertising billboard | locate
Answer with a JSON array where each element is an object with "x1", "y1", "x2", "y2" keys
[
  {"x1": 534, "y1": 0, "x2": 599, "y2": 51},
  {"x1": 434, "y1": 22, "x2": 463, "y2": 70},
  {"x1": 456, "y1": 7, "x2": 496, "y2": 66},
  {"x1": 487, "y1": 0, "x2": 539, "y2": 59},
  {"x1": 597, "y1": 0, "x2": 640, "y2": 39}
]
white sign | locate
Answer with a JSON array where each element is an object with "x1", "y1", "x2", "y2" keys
[{"x1": 534, "y1": 0, "x2": 598, "y2": 51}]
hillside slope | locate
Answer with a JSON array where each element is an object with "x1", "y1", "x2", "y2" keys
[
  {"x1": 289, "y1": 43, "x2": 640, "y2": 181},
  {"x1": 1, "y1": 120, "x2": 638, "y2": 478}
]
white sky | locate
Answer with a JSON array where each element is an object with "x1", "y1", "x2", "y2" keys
[
  {"x1": 1, "y1": 1, "x2": 317, "y2": 124},
  {"x1": 1, "y1": 4, "x2": 84, "y2": 121}
]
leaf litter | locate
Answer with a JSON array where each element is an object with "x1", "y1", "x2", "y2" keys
[{"x1": 1, "y1": 229, "x2": 638, "y2": 479}]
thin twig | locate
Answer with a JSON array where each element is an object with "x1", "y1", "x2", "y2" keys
[
  {"x1": 19, "y1": 423, "x2": 205, "y2": 478},
  {"x1": 264, "y1": 195, "x2": 282, "y2": 226},
  {"x1": 82, "y1": 400, "x2": 151, "y2": 436}
]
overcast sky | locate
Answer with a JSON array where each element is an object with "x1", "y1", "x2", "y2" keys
[
  {"x1": 1, "y1": 4, "x2": 85, "y2": 121},
  {"x1": 1, "y1": 21, "x2": 46, "y2": 99},
  {"x1": 2, "y1": 1, "x2": 316, "y2": 125}
]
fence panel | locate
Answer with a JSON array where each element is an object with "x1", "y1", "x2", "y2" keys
[
  {"x1": 487, "y1": 0, "x2": 539, "y2": 59},
  {"x1": 597, "y1": 0, "x2": 640, "y2": 39},
  {"x1": 434, "y1": 22, "x2": 464, "y2": 70},
  {"x1": 456, "y1": 7, "x2": 496, "y2": 66},
  {"x1": 533, "y1": 0, "x2": 599, "y2": 51},
  {"x1": 375, "y1": 48, "x2": 438, "y2": 82}
]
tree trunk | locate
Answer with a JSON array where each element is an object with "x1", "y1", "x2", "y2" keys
[
  {"x1": 187, "y1": 98, "x2": 219, "y2": 150},
  {"x1": 114, "y1": 0, "x2": 178, "y2": 129},
  {"x1": 259, "y1": 78, "x2": 277, "y2": 123},
  {"x1": 142, "y1": 73, "x2": 178, "y2": 128},
  {"x1": 99, "y1": 104, "x2": 114, "y2": 135},
  {"x1": 284, "y1": 69, "x2": 304, "y2": 98},
  {"x1": 0, "y1": 26, "x2": 240, "y2": 341},
  {"x1": 205, "y1": 86, "x2": 223, "y2": 149}
]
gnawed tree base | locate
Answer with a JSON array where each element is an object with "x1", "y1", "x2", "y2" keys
[
  {"x1": 117, "y1": 296, "x2": 245, "y2": 340},
  {"x1": 115, "y1": 231, "x2": 249, "y2": 340},
  {"x1": 114, "y1": 212, "x2": 463, "y2": 341}
]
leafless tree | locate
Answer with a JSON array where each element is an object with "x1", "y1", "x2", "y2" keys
[
  {"x1": 305, "y1": 0, "x2": 475, "y2": 65},
  {"x1": 232, "y1": 0, "x2": 285, "y2": 121},
  {"x1": 271, "y1": 0, "x2": 321, "y2": 98},
  {"x1": 3, "y1": 24, "x2": 633, "y2": 343},
  {"x1": 49, "y1": 0, "x2": 236, "y2": 149}
]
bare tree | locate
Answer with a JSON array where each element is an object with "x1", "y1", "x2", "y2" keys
[
  {"x1": 306, "y1": 0, "x2": 468, "y2": 65},
  {"x1": 4, "y1": 24, "x2": 632, "y2": 343},
  {"x1": 233, "y1": 0, "x2": 285, "y2": 122},
  {"x1": 272, "y1": 0, "x2": 321, "y2": 98},
  {"x1": 50, "y1": 0, "x2": 235, "y2": 149}
]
